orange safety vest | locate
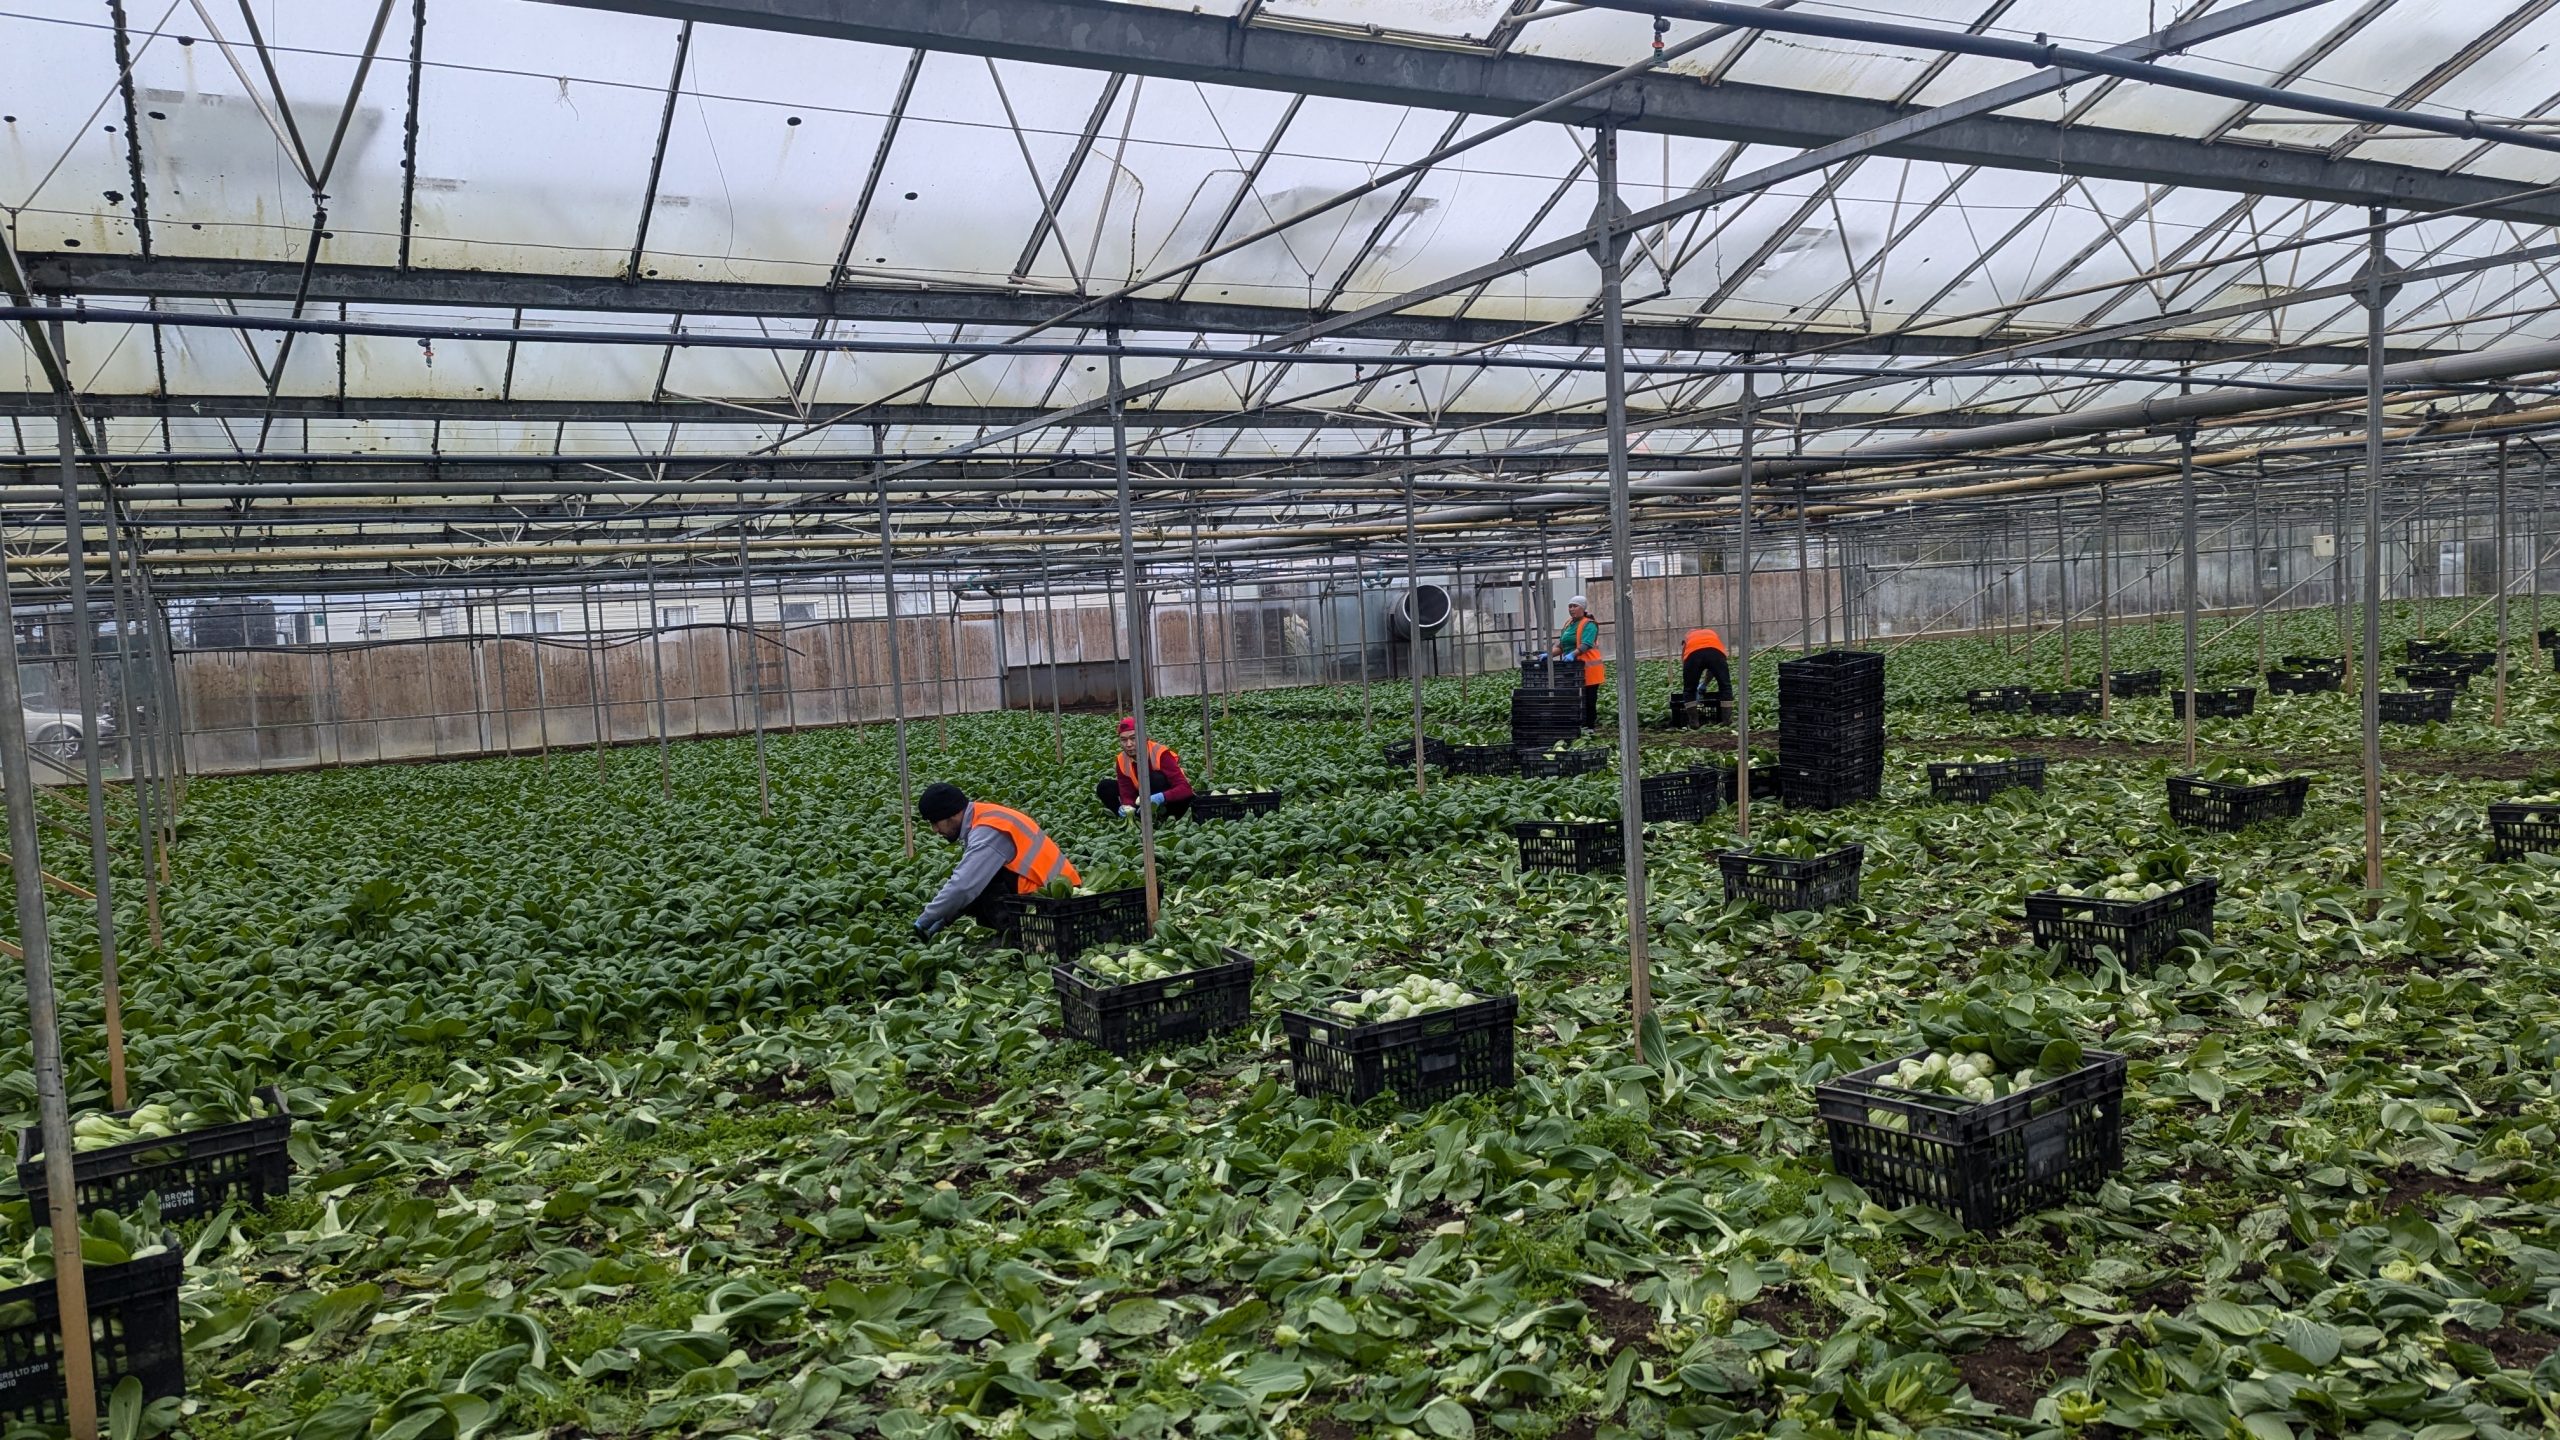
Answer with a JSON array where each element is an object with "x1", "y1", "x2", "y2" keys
[
  {"x1": 1115, "y1": 739, "x2": 1178, "y2": 796},
  {"x1": 1684, "y1": 628, "x2": 1726, "y2": 659},
  {"x1": 1560, "y1": 617, "x2": 1604, "y2": 686},
  {"x1": 969, "y1": 801, "x2": 1079, "y2": 895}
]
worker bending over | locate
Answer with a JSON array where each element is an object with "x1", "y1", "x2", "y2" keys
[
  {"x1": 913, "y1": 782, "x2": 1080, "y2": 939},
  {"x1": 1679, "y1": 627, "x2": 1733, "y2": 721},
  {"x1": 1097, "y1": 715, "x2": 1194, "y2": 820},
  {"x1": 1548, "y1": 595, "x2": 1606, "y2": 731}
]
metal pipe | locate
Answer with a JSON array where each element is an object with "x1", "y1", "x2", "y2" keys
[
  {"x1": 54, "y1": 378, "x2": 125, "y2": 1108},
  {"x1": 1039, "y1": 563, "x2": 1065, "y2": 762},
  {"x1": 1735, "y1": 367, "x2": 1756, "y2": 839},
  {"x1": 2362, "y1": 211, "x2": 2389, "y2": 896},
  {"x1": 2055, "y1": 493, "x2": 2072, "y2": 685},
  {"x1": 877, "y1": 452, "x2": 915, "y2": 859},
  {"x1": 1188, "y1": 515, "x2": 1213, "y2": 780},
  {"x1": 2181, "y1": 420, "x2": 2199, "y2": 770},
  {"x1": 644, "y1": 563, "x2": 673, "y2": 798},
  {"x1": 2496, "y1": 436, "x2": 2510, "y2": 726},
  {"x1": 1405, "y1": 446, "x2": 1426, "y2": 798},
  {"x1": 579, "y1": 582, "x2": 609, "y2": 779},
  {"x1": 101, "y1": 500, "x2": 160, "y2": 947},
  {"x1": 1597, "y1": 125, "x2": 1652, "y2": 1051},
  {"x1": 2099, "y1": 483, "x2": 2113, "y2": 719},
  {"x1": 1108, "y1": 335, "x2": 1162, "y2": 927}
]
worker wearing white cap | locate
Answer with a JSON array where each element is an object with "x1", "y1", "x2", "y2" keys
[{"x1": 1547, "y1": 595, "x2": 1605, "y2": 731}]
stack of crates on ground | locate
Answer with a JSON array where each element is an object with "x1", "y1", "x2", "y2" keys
[
  {"x1": 1777, "y1": 650, "x2": 1885, "y2": 809},
  {"x1": 1511, "y1": 660, "x2": 1584, "y2": 748}
]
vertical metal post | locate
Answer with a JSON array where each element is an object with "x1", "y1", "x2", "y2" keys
[
  {"x1": 2533, "y1": 454, "x2": 2545, "y2": 640},
  {"x1": 2055, "y1": 494, "x2": 2073, "y2": 686},
  {"x1": 101, "y1": 506, "x2": 161, "y2": 947},
  {"x1": 54, "y1": 389, "x2": 126, "y2": 1109},
  {"x1": 2334, "y1": 463, "x2": 2354, "y2": 684},
  {"x1": 936, "y1": 580, "x2": 955, "y2": 750},
  {"x1": 1107, "y1": 333, "x2": 1162, "y2": 926},
  {"x1": 877, "y1": 455, "x2": 916, "y2": 858},
  {"x1": 490, "y1": 594, "x2": 518, "y2": 755},
  {"x1": 530, "y1": 600, "x2": 554, "y2": 771},
  {"x1": 1735, "y1": 367, "x2": 1756, "y2": 839},
  {"x1": 643, "y1": 564, "x2": 673, "y2": 798},
  {"x1": 989, "y1": 585, "x2": 1011, "y2": 721},
  {"x1": 0, "y1": 533, "x2": 99, "y2": 1440},
  {"x1": 1356, "y1": 563, "x2": 1374, "y2": 732},
  {"x1": 579, "y1": 582, "x2": 608, "y2": 778},
  {"x1": 1795, "y1": 478, "x2": 1812, "y2": 654},
  {"x1": 2252, "y1": 463, "x2": 2269, "y2": 671},
  {"x1": 1456, "y1": 556, "x2": 1470, "y2": 706},
  {"x1": 1188, "y1": 517, "x2": 1214, "y2": 779},
  {"x1": 2495, "y1": 436, "x2": 2511, "y2": 727},
  {"x1": 735, "y1": 535, "x2": 773, "y2": 818},
  {"x1": 1404, "y1": 446, "x2": 1426, "y2": 797},
  {"x1": 1596, "y1": 125, "x2": 1652, "y2": 1046},
  {"x1": 2180, "y1": 421, "x2": 2200, "y2": 770},
  {"x1": 2098, "y1": 484, "x2": 2113, "y2": 719},
  {"x1": 1038, "y1": 564, "x2": 1066, "y2": 762},
  {"x1": 2360, "y1": 211, "x2": 2388, "y2": 895}
]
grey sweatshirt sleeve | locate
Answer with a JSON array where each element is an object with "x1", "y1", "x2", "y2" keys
[{"x1": 917, "y1": 821, "x2": 1018, "y2": 933}]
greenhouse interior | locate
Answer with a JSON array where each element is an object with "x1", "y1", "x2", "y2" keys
[{"x1": 5, "y1": 0, "x2": 2560, "y2": 1435}]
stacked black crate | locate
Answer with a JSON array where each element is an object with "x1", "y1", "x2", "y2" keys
[
  {"x1": 1776, "y1": 650, "x2": 1886, "y2": 808},
  {"x1": 1511, "y1": 658, "x2": 1585, "y2": 748}
]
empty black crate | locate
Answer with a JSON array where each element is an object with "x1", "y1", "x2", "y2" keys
[
  {"x1": 1640, "y1": 767, "x2": 1723, "y2": 822},
  {"x1": 1009, "y1": 888, "x2": 1152, "y2": 961},
  {"x1": 1382, "y1": 737, "x2": 1452, "y2": 768},
  {"x1": 2266, "y1": 665, "x2": 2341, "y2": 695},
  {"x1": 17, "y1": 1086, "x2": 292, "y2": 1227},
  {"x1": 1517, "y1": 746, "x2": 1607, "y2": 779},
  {"x1": 1190, "y1": 790, "x2": 1283, "y2": 822},
  {"x1": 0, "y1": 1249, "x2": 184, "y2": 1426},
  {"x1": 2024, "y1": 878, "x2": 2218, "y2": 966},
  {"x1": 1513, "y1": 819, "x2": 1622, "y2": 873},
  {"x1": 2167, "y1": 774, "x2": 2309, "y2": 830},
  {"x1": 1817, "y1": 1050, "x2": 2128, "y2": 1232},
  {"x1": 1965, "y1": 686, "x2": 2030, "y2": 714},
  {"x1": 1779, "y1": 767, "x2": 1884, "y2": 809},
  {"x1": 1518, "y1": 658, "x2": 1586, "y2": 692},
  {"x1": 1282, "y1": 992, "x2": 1518, "y2": 1105},
  {"x1": 2169, "y1": 688, "x2": 2258, "y2": 718},
  {"x1": 2394, "y1": 663, "x2": 2469, "y2": 691},
  {"x1": 1510, "y1": 690, "x2": 1584, "y2": 746},
  {"x1": 1778, "y1": 649, "x2": 1885, "y2": 698},
  {"x1": 1719, "y1": 845, "x2": 1863, "y2": 910},
  {"x1": 2489, "y1": 802, "x2": 2560, "y2": 861},
  {"x1": 2378, "y1": 689, "x2": 2454, "y2": 724},
  {"x1": 1732, "y1": 761, "x2": 1787, "y2": 803},
  {"x1": 1442, "y1": 743, "x2": 1519, "y2": 776},
  {"x1": 1928, "y1": 756, "x2": 2047, "y2": 803},
  {"x1": 1053, "y1": 947, "x2": 1255, "y2": 1056},
  {"x1": 2029, "y1": 690, "x2": 2100, "y2": 716}
]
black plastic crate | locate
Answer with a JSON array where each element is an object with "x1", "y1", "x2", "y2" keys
[
  {"x1": 2265, "y1": 665, "x2": 2342, "y2": 695},
  {"x1": 2169, "y1": 688, "x2": 2258, "y2": 718},
  {"x1": 1510, "y1": 690, "x2": 1584, "y2": 746},
  {"x1": 1282, "y1": 992, "x2": 1518, "y2": 1105},
  {"x1": 2028, "y1": 689, "x2": 2100, "y2": 716},
  {"x1": 2445, "y1": 650, "x2": 2496, "y2": 677},
  {"x1": 1189, "y1": 790, "x2": 1283, "y2": 822},
  {"x1": 1517, "y1": 746, "x2": 1608, "y2": 779},
  {"x1": 1517, "y1": 658, "x2": 1587, "y2": 692},
  {"x1": 1052, "y1": 946, "x2": 1255, "y2": 1056},
  {"x1": 1007, "y1": 887, "x2": 1152, "y2": 961},
  {"x1": 1512, "y1": 819, "x2": 1623, "y2": 873},
  {"x1": 1442, "y1": 743, "x2": 1519, "y2": 776},
  {"x1": 1816, "y1": 1049, "x2": 2128, "y2": 1232},
  {"x1": 2538, "y1": 627, "x2": 2558, "y2": 650},
  {"x1": 1639, "y1": 767, "x2": 1723, "y2": 822},
  {"x1": 17, "y1": 1086, "x2": 292, "y2": 1227},
  {"x1": 0, "y1": 1248, "x2": 184, "y2": 1425},
  {"x1": 1718, "y1": 845, "x2": 1863, "y2": 910},
  {"x1": 1382, "y1": 736, "x2": 1452, "y2": 768},
  {"x1": 2024, "y1": 878, "x2": 2218, "y2": 966},
  {"x1": 2167, "y1": 774, "x2": 2309, "y2": 831},
  {"x1": 1780, "y1": 766, "x2": 1884, "y2": 810},
  {"x1": 2106, "y1": 669, "x2": 2163, "y2": 697},
  {"x1": 1965, "y1": 686, "x2": 2030, "y2": 714},
  {"x1": 2394, "y1": 663, "x2": 2470, "y2": 692},
  {"x1": 2378, "y1": 689, "x2": 2454, "y2": 725},
  {"x1": 1927, "y1": 756, "x2": 2047, "y2": 803},
  {"x1": 1731, "y1": 760, "x2": 1787, "y2": 803},
  {"x1": 2281, "y1": 653, "x2": 2342, "y2": 669},
  {"x1": 2406, "y1": 638, "x2": 2448, "y2": 661},
  {"x1": 2489, "y1": 802, "x2": 2560, "y2": 861},
  {"x1": 1668, "y1": 697, "x2": 1727, "y2": 728},
  {"x1": 1777, "y1": 650, "x2": 1886, "y2": 702}
]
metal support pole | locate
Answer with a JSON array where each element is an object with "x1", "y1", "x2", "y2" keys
[
  {"x1": 578, "y1": 583, "x2": 608, "y2": 778},
  {"x1": 1039, "y1": 565, "x2": 1066, "y2": 762},
  {"x1": 2099, "y1": 484, "x2": 2113, "y2": 720},
  {"x1": 1356, "y1": 564, "x2": 1374, "y2": 733},
  {"x1": 530, "y1": 601, "x2": 554, "y2": 771},
  {"x1": 936, "y1": 581, "x2": 954, "y2": 750},
  {"x1": 1404, "y1": 448, "x2": 1426, "y2": 797},
  {"x1": 877, "y1": 449, "x2": 916, "y2": 856},
  {"x1": 54, "y1": 390, "x2": 126, "y2": 1109},
  {"x1": 1596, "y1": 125, "x2": 1652, "y2": 1047},
  {"x1": 1795, "y1": 479, "x2": 1813, "y2": 654},
  {"x1": 0, "y1": 523, "x2": 98, "y2": 1440},
  {"x1": 2181, "y1": 420, "x2": 2200, "y2": 770},
  {"x1": 1188, "y1": 516, "x2": 1214, "y2": 780},
  {"x1": 1456, "y1": 555, "x2": 1470, "y2": 707},
  {"x1": 990, "y1": 585, "x2": 1011, "y2": 720},
  {"x1": 2055, "y1": 494, "x2": 2073, "y2": 686},
  {"x1": 101, "y1": 507, "x2": 160, "y2": 948},
  {"x1": 490, "y1": 593, "x2": 518, "y2": 756},
  {"x1": 1735, "y1": 368, "x2": 1757, "y2": 839},
  {"x1": 643, "y1": 565, "x2": 673, "y2": 798},
  {"x1": 2361, "y1": 210, "x2": 2388, "y2": 895},
  {"x1": 2252, "y1": 463, "x2": 2269, "y2": 671},
  {"x1": 1107, "y1": 334, "x2": 1162, "y2": 926},
  {"x1": 2495, "y1": 436, "x2": 2511, "y2": 726},
  {"x1": 735, "y1": 535, "x2": 773, "y2": 817}
]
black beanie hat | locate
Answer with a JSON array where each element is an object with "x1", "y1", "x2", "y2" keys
[{"x1": 917, "y1": 783, "x2": 968, "y2": 823}]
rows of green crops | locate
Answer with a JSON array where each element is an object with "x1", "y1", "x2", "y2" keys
[{"x1": 0, "y1": 603, "x2": 2553, "y2": 1440}]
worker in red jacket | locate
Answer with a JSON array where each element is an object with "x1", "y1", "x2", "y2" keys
[{"x1": 1096, "y1": 716, "x2": 1195, "y2": 820}]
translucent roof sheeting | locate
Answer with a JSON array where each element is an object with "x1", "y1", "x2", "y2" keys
[{"x1": 8, "y1": 0, "x2": 2560, "y2": 581}]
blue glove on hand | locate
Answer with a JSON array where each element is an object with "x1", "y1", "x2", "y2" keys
[
  {"x1": 913, "y1": 918, "x2": 935, "y2": 940},
  {"x1": 1119, "y1": 804, "x2": 1135, "y2": 818},
  {"x1": 1149, "y1": 793, "x2": 1165, "y2": 806}
]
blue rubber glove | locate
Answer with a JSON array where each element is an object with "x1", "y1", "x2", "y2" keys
[
  {"x1": 913, "y1": 917, "x2": 936, "y2": 940},
  {"x1": 1149, "y1": 793, "x2": 1165, "y2": 806},
  {"x1": 1119, "y1": 804, "x2": 1135, "y2": 818}
]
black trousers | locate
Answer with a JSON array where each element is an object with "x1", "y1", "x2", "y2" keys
[
  {"x1": 1581, "y1": 682, "x2": 1601, "y2": 729},
  {"x1": 1096, "y1": 777, "x2": 1194, "y2": 819},
  {"x1": 1682, "y1": 649, "x2": 1733, "y2": 701},
  {"x1": 960, "y1": 875, "x2": 1019, "y2": 931}
]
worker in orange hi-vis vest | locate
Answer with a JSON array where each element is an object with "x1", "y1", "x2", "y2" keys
[
  {"x1": 1679, "y1": 627, "x2": 1733, "y2": 721},
  {"x1": 1548, "y1": 594, "x2": 1606, "y2": 731},
  {"x1": 1096, "y1": 715, "x2": 1195, "y2": 820},
  {"x1": 912, "y1": 782, "x2": 1080, "y2": 939}
]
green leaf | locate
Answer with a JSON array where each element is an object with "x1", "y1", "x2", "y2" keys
[
  {"x1": 2038, "y1": 1038, "x2": 2085, "y2": 1075},
  {"x1": 1724, "y1": 1255, "x2": 1764, "y2": 1303},
  {"x1": 2190, "y1": 1067, "x2": 2227, "y2": 1108},
  {"x1": 1106, "y1": 1297, "x2": 1170, "y2": 1336},
  {"x1": 1639, "y1": 1010, "x2": 1668, "y2": 1069},
  {"x1": 108, "y1": 1376, "x2": 142, "y2": 1440},
  {"x1": 1419, "y1": 1397, "x2": 1475, "y2": 1439},
  {"x1": 2195, "y1": 1299, "x2": 2264, "y2": 1336}
]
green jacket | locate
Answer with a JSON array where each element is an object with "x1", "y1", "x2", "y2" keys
[{"x1": 1557, "y1": 618, "x2": 1599, "y2": 654}]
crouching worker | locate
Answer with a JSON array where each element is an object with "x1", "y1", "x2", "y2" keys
[
  {"x1": 912, "y1": 782, "x2": 1079, "y2": 939},
  {"x1": 1094, "y1": 716, "x2": 1194, "y2": 820},
  {"x1": 1676, "y1": 627, "x2": 1733, "y2": 724}
]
